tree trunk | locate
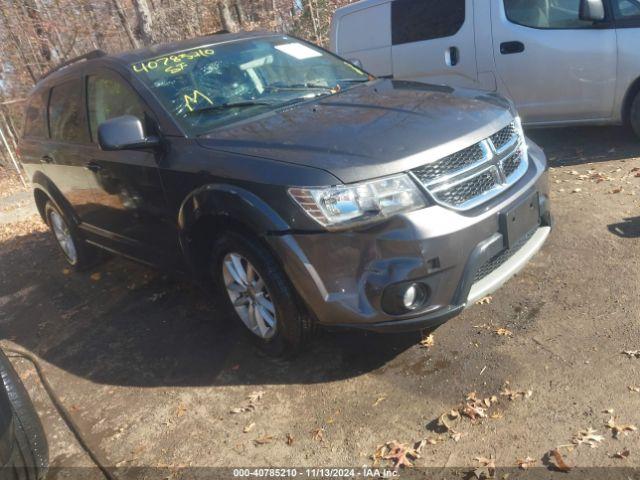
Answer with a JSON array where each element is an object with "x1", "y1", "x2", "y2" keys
[
  {"x1": 111, "y1": 0, "x2": 139, "y2": 48},
  {"x1": 0, "y1": 7, "x2": 38, "y2": 83},
  {"x1": 218, "y1": 0, "x2": 239, "y2": 32},
  {"x1": 132, "y1": 0, "x2": 154, "y2": 46}
]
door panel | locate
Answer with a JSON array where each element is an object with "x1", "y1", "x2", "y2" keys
[
  {"x1": 491, "y1": 0, "x2": 617, "y2": 123},
  {"x1": 83, "y1": 70, "x2": 179, "y2": 266},
  {"x1": 46, "y1": 78, "x2": 104, "y2": 223},
  {"x1": 391, "y1": 0, "x2": 478, "y2": 88}
]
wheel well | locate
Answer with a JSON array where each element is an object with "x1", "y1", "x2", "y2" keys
[
  {"x1": 622, "y1": 77, "x2": 640, "y2": 125},
  {"x1": 186, "y1": 215, "x2": 278, "y2": 284},
  {"x1": 33, "y1": 189, "x2": 49, "y2": 223}
]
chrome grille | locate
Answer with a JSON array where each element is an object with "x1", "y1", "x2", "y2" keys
[
  {"x1": 433, "y1": 169, "x2": 498, "y2": 207},
  {"x1": 412, "y1": 143, "x2": 486, "y2": 183},
  {"x1": 501, "y1": 149, "x2": 523, "y2": 178},
  {"x1": 411, "y1": 121, "x2": 526, "y2": 210},
  {"x1": 490, "y1": 123, "x2": 517, "y2": 152}
]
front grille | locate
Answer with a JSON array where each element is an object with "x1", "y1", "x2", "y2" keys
[
  {"x1": 433, "y1": 169, "x2": 497, "y2": 207},
  {"x1": 473, "y1": 227, "x2": 537, "y2": 282},
  {"x1": 491, "y1": 123, "x2": 516, "y2": 151},
  {"x1": 411, "y1": 122, "x2": 525, "y2": 210},
  {"x1": 412, "y1": 143, "x2": 485, "y2": 183},
  {"x1": 501, "y1": 149, "x2": 523, "y2": 178}
]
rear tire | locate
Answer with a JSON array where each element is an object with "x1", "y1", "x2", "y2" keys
[
  {"x1": 44, "y1": 201, "x2": 99, "y2": 271},
  {"x1": 210, "y1": 231, "x2": 315, "y2": 357},
  {"x1": 630, "y1": 92, "x2": 640, "y2": 138}
]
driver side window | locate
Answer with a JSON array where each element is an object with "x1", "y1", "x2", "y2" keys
[
  {"x1": 504, "y1": 0, "x2": 596, "y2": 29},
  {"x1": 87, "y1": 75, "x2": 146, "y2": 143}
]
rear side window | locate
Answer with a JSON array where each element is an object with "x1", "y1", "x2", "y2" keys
[
  {"x1": 23, "y1": 92, "x2": 48, "y2": 139},
  {"x1": 504, "y1": 0, "x2": 595, "y2": 29},
  {"x1": 87, "y1": 75, "x2": 147, "y2": 142},
  {"x1": 391, "y1": 0, "x2": 465, "y2": 45},
  {"x1": 49, "y1": 79, "x2": 89, "y2": 143}
]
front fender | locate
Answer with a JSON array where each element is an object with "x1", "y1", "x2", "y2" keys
[{"x1": 178, "y1": 183, "x2": 291, "y2": 236}]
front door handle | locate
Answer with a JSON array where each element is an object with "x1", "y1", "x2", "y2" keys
[
  {"x1": 446, "y1": 46, "x2": 460, "y2": 67},
  {"x1": 500, "y1": 41, "x2": 525, "y2": 55},
  {"x1": 85, "y1": 161, "x2": 103, "y2": 173}
]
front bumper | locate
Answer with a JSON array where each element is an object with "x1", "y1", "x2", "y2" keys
[{"x1": 267, "y1": 140, "x2": 552, "y2": 332}]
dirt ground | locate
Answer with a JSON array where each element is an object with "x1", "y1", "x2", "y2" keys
[{"x1": 1, "y1": 127, "x2": 640, "y2": 478}]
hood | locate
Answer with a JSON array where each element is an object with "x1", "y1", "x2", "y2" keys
[{"x1": 197, "y1": 80, "x2": 514, "y2": 184}]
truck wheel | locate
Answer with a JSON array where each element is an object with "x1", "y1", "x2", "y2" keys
[
  {"x1": 0, "y1": 350, "x2": 48, "y2": 479},
  {"x1": 211, "y1": 231, "x2": 315, "y2": 357},
  {"x1": 631, "y1": 92, "x2": 640, "y2": 138},
  {"x1": 45, "y1": 201, "x2": 99, "y2": 271}
]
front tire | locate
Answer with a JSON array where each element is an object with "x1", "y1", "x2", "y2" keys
[
  {"x1": 45, "y1": 202, "x2": 98, "y2": 271},
  {"x1": 211, "y1": 231, "x2": 314, "y2": 357}
]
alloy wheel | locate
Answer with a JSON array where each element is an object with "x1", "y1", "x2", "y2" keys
[
  {"x1": 222, "y1": 253, "x2": 277, "y2": 339},
  {"x1": 49, "y1": 210, "x2": 78, "y2": 265}
]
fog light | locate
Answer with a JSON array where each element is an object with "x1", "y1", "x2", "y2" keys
[{"x1": 402, "y1": 283, "x2": 427, "y2": 311}]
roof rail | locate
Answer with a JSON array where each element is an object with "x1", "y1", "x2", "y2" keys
[{"x1": 40, "y1": 50, "x2": 107, "y2": 81}]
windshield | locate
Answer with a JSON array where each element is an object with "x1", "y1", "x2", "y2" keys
[{"x1": 131, "y1": 36, "x2": 371, "y2": 135}]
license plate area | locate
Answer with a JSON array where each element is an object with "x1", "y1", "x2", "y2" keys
[{"x1": 500, "y1": 192, "x2": 540, "y2": 249}]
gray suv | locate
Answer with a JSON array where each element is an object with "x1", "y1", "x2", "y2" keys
[{"x1": 19, "y1": 32, "x2": 552, "y2": 356}]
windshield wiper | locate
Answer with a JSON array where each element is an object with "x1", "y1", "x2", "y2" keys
[
  {"x1": 186, "y1": 101, "x2": 273, "y2": 115},
  {"x1": 266, "y1": 83, "x2": 335, "y2": 92}
]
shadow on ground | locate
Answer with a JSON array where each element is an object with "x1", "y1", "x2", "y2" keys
[
  {"x1": 0, "y1": 230, "x2": 422, "y2": 388},
  {"x1": 608, "y1": 216, "x2": 640, "y2": 239},
  {"x1": 527, "y1": 126, "x2": 639, "y2": 167}
]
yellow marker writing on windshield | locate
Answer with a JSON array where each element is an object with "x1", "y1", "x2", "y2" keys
[{"x1": 183, "y1": 90, "x2": 214, "y2": 112}]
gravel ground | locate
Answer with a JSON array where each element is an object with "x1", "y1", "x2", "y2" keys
[{"x1": 0, "y1": 126, "x2": 639, "y2": 478}]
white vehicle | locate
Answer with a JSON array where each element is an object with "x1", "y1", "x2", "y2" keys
[{"x1": 330, "y1": 0, "x2": 640, "y2": 135}]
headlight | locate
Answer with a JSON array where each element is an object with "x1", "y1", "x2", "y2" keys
[{"x1": 289, "y1": 174, "x2": 426, "y2": 229}]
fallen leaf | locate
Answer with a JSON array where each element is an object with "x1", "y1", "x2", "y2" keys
[
  {"x1": 381, "y1": 441, "x2": 421, "y2": 469},
  {"x1": 243, "y1": 422, "x2": 255, "y2": 433},
  {"x1": 476, "y1": 296, "x2": 493, "y2": 305},
  {"x1": 247, "y1": 391, "x2": 265, "y2": 403},
  {"x1": 62, "y1": 268, "x2": 70, "y2": 275},
  {"x1": 605, "y1": 417, "x2": 637, "y2": 438},
  {"x1": 285, "y1": 433, "x2": 294, "y2": 446},
  {"x1": 495, "y1": 328, "x2": 513, "y2": 337},
  {"x1": 611, "y1": 187, "x2": 623, "y2": 194},
  {"x1": 90, "y1": 272, "x2": 101, "y2": 281},
  {"x1": 516, "y1": 456, "x2": 536, "y2": 469},
  {"x1": 175, "y1": 404, "x2": 187, "y2": 418},
  {"x1": 571, "y1": 188, "x2": 582, "y2": 193},
  {"x1": 628, "y1": 386, "x2": 640, "y2": 393},
  {"x1": 499, "y1": 384, "x2": 533, "y2": 401},
  {"x1": 622, "y1": 350, "x2": 640, "y2": 359},
  {"x1": 311, "y1": 427, "x2": 324, "y2": 442},
  {"x1": 474, "y1": 456, "x2": 496, "y2": 479},
  {"x1": 549, "y1": 449, "x2": 572, "y2": 472},
  {"x1": 372, "y1": 396, "x2": 386, "y2": 407},
  {"x1": 420, "y1": 334, "x2": 435, "y2": 348},
  {"x1": 572, "y1": 428, "x2": 604, "y2": 448},
  {"x1": 609, "y1": 449, "x2": 630, "y2": 459},
  {"x1": 253, "y1": 434, "x2": 274, "y2": 445},
  {"x1": 461, "y1": 403, "x2": 487, "y2": 420}
]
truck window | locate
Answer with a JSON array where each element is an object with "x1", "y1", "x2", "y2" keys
[
  {"x1": 87, "y1": 75, "x2": 147, "y2": 143},
  {"x1": 612, "y1": 0, "x2": 640, "y2": 19},
  {"x1": 391, "y1": 0, "x2": 465, "y2": 45},
  {"x1": 48, "y1": 79, "x2": 89, "y2": 143},
  {"x1": 23, "y1": 92, "x2": 48, "y2": 139},
  {"x1": 504, "y1": 0, "x2": 595, "y2": 29}
]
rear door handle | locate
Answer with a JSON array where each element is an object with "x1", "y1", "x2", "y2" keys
[
  {"x1": 446, "y1": 46, "x2": 460, "y2": 67},
  {"x1": 85, "y1": 161, "x2": 103, "y2": 173},
  {"x1": 41, "y1": 155, "x2": 54, "y2": 164},
  {"x1": 500, "y1": 41, "x2": 525, "y2": 55}
]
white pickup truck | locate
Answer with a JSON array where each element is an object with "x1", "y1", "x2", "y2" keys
[{"x1": 331, "y1": 0, "x2": 640, "y2": 135}]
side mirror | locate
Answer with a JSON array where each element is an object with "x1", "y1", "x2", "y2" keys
[
  {"x1": 579, "y1": 0, "x2": 605, "y2": 21},
  {"x1": 97, "y1": 115, "x2": 160, "y2": 151},
  {"x1": 348, "y1": 58, "x2": 363, "y2": 69}
]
